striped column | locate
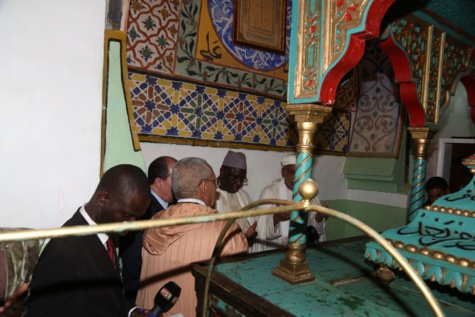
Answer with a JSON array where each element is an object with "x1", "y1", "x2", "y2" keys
[
  {"x1": 289, "y1": 152, "x2": 313, "y2": 244},
  {"x1": 272, "y1": 104, "x2": 331, "y2": 284},
  {"x1": 407, "y1": 128, "x2": 436, "y2": 222},
  {"x1": 408, "y1": 156, "x2": 427, "y2": 221}
]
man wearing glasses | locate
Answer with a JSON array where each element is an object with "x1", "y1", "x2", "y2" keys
[
  {"x1": 214, "y1": 151, "x2": 258, "y2": 243},
  {"x1": 137, "y1": 157, "x2": 248, "y2": 317}
]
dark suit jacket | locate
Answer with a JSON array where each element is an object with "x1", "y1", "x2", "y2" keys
[
  {"x1": 119, "y1": 194, "x2": 165, "y2": 304},
  {"x1": 27, "y1": 210, "x2": 133, "y2": 317}
]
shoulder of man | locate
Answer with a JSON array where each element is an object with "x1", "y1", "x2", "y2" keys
[{"x1": 259, "y1": 179, "x2": 281, "y2": 199}]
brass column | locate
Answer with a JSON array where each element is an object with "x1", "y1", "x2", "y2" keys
[
  {"x1": 272, "y1": 103, "x2": 331, "y2": 284},
  {"x1": 407, "y1": 127, "x2": 436, "y2": 222}
]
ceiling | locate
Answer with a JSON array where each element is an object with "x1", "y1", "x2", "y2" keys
[{"x1": 412, "y1": 0, "x2": 475, "y2": 40}]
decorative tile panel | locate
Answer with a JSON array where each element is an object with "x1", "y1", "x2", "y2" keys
[
  {"x1": 130, "y1": 72, "x2": 292, "y2": 147},
  {"x1": 314, "y1": 110, "x2": 351, "y2": 153},
  {"x1": 126, "y1": 0, "x2": 295, "y2": 150},
  {"x1": 127, "y1": 0, "x2": 181, "y2": 74}
]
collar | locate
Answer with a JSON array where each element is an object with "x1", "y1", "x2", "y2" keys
[
  {"x1": 151, "y1": 189, "x2": 168, "y2": 209},
  {"x1": 177, "y1": 198, "x2": 206, "y2": 206},
  {"x1": 80, "y1": 205, "x2": 109, "y2": 246}
]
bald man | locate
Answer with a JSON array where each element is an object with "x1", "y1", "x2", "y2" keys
[{"x1": 137, "y1": 158, "x2": 247, "y2": 317}]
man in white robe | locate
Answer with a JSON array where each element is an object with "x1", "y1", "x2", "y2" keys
[
  {"x1": 254, "y1": 154, "x2": 327, "y2": 252},
  {"x1": 214, "y1": 151, "x2": 258, "y2": 243}
]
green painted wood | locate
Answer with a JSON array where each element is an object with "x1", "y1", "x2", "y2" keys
[
  {"x1": 325, "y1": 200, "x2": 407, "y2": 241},
  {"x1": 208, "y1": 239, "x2": 475, "y2": 316},
  {"x1": 366, "y1": 170, "x2": 475, "y2": 294},
  {"x1": 343, "y1": 128, "x2": 408, "y2": 193}
]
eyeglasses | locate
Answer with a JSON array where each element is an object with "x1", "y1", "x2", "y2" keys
[
  {"x1": 202, "y1": 179, "x2": 217, "y2": 186},
  {"x1": 227, "y1": 174, "x2": 248, "y2": 187}
]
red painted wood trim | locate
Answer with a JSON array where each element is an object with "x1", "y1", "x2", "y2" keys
[
  {"x1": 461, "y1": 73, "x2": 475, "y2": 125},
  {"x1": 379, "y1": 36, "x2": 426, "y2": 126},
  {"x1": 320, "y1": 0, "x2": 397, "y2": 104}
]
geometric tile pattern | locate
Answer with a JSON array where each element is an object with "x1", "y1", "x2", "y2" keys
[
  {"x1": 126, "y1": 0, "x2": 180, "y2": 75},
  {"x1": 334, "y1": 68, "x2": 359, "y2": 113},
  {"x1": 314, "y1": 110, "x2": 351, "y2": 153},
  {"x1": 130, "y1": 71, "x2": 293, "y2": 147},
  {"x1": 124, "y1": 1, "x2": 381, "y2": 153}
]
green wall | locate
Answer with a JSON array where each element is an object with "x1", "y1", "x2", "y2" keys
[{"x1": 325, "y1": 199, "x2": 407, "y2": 241}]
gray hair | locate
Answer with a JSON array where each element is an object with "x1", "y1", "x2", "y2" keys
[{"x1": 172, "y1": 157, "x2": 213, "y2": 199}]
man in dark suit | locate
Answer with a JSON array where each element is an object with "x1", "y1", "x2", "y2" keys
[
  {"x1": 26, "y1": 164, "x2": 151, "y2": 317},
  {"x1": 119, "y1": 156, "x2": 177, "y2": 304}
]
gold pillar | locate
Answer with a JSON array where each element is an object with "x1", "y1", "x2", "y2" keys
[
  {"x1": 272, "y1": 103, "x2": 331, "y2": 284},
  {"x1": 408, "y1": 127, "x2": 436, "y2": 159}
]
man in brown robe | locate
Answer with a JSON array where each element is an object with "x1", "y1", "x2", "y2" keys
[{"x1": 136, "y1": 157, "x2": 248, "y2": 317}]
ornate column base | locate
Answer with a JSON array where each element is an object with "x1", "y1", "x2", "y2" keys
[
  {"x1": 272, "y1": 180, "x2": 321, "y2": 284},
  {"x1": 272, "y1": 241, "x2": 315, "y2": 284}
]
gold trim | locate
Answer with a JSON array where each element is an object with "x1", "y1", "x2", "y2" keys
[
  {"x1": 386, "y1": 239, "x2": 475, "y2": 271},
  {"x1": 407, "y1": 127, "x2": 437, "y2": 159},
  {"x1": 286, "y1": 104, "x2": 332, "y2": 153},
  {"x1": 462, "y1": 156, "x2": 475, "y2": 167},
  {"x1": 427, "y1": 205, "x2": 475, "y2": 218},
  {"x1": 273, "y1": 180, "x2": 318, "y2": 284},
  {"x1": 138, "y1": 134, "x2": 295, "y2": 152},
  {"x1": 292, "y1": 0, "x2": 372, "y2": 100}
]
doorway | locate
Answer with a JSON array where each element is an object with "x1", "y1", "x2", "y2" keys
[{"x1": 436, "y1": 138, "x2": 475, "y2": 192}]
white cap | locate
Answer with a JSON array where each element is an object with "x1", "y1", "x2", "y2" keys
[{"x1": 281, "y1": 154, "x2": 296, "y2": 166}]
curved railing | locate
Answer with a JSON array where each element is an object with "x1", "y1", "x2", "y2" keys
[
  {"x1": 201, "y1": 197, "x2": 444, "y2": 317},
  {"x1": 0, "y1": 190, "x2": 444, "y2": 316}
]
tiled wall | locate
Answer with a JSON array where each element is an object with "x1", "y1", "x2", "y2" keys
[{"x1": 127, "y1": 0, "x2": 402, "y2": 156}]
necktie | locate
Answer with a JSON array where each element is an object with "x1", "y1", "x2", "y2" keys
[{"x1": 106, "y1": 238, "x2": 116, "y2": 267}]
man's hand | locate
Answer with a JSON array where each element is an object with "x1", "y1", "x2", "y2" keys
[
  {"x1": 245, "y1": 221, "x2": 258, "y2": 240},
  {"x1": 315, "y1": 201, "x2": 329, "y2": 223},
  {"x1": 0, "y1": 283, "x2": 29, "y2": 317},
  {"x1": 273, "y1": 212, "x2": 291, "y2": 226}
]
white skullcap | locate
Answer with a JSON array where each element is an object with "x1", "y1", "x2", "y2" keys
[
  {"x1": 222, "y1": 150, "x2": 247, "y2": 170},
  {"x1": 281, "y1": 154, "x2": 297, "y2": 166}
]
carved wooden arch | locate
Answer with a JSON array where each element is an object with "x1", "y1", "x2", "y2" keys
[
  {"x1": 318, "y1": 0, "x2": 397, "y2": 104},
  {"x1": 288, "y1": 0, "x2": 396, "y2": 105},
  {"x1": 377, "y1": 14, "x2": 475, "y2": 128}
]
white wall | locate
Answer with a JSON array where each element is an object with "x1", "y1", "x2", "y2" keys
[
  {"x1": 5, "y1": 0, "x2": 467, "y2": 230},
  {"x1": 312, "y1": 155, "x2": 347, "y2": 200},
  {"x1": 0, "y1": 0, "x2": 106, "y2": 228},
  {"x1": 426, "y1": 82, "x2": 475, "y2": 178},
  {"x1": 0, "y1": 0, "x2": 348, "y2": 231},
  {"x1": 141, "y1": 142, "x2": 287, "y2": 201},
  {"x1": 141, "y1": 142, "x2": 349, "y2": 202}
]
